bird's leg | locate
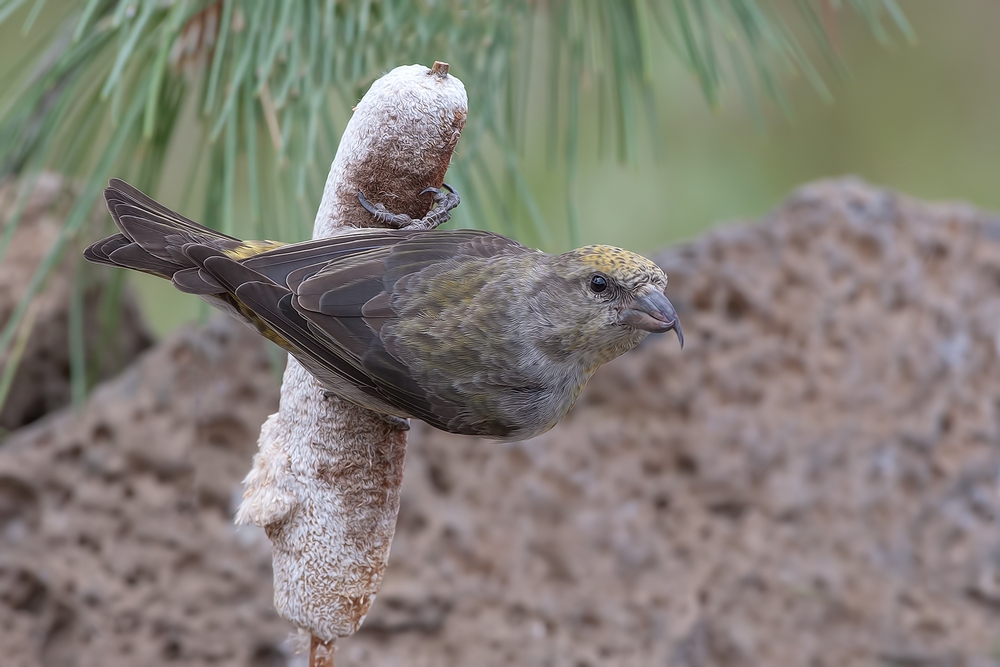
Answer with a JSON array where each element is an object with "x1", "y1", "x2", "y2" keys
[{"x1": 357, "y1": 183, "x2": 460, "y2": 231}]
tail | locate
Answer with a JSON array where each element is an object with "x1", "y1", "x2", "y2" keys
[{"x1": 83, "y1": 179, "x2": 282, "y2": 295}]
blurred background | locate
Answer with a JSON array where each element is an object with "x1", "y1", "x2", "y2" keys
[{"x1": 1, "y1": 2, "x2": 1000, "y2": 666}]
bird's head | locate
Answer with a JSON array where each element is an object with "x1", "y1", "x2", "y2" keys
[{"x1": 538, "y1": 245, "x2": 683, "y2": 370}]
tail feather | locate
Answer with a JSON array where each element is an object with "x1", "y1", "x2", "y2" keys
[
  {"x1": 82, "y1": 233, "x2": 131, "y2": 267},
  {"x1": 105, "y1": 178, "x2": 239, "y2": 241},
  {"x1": 109, "y1": 244, "x2": 184, "y2": 277},
  {"x1": 115, "y1": 212, "x2": 191, "y2": 264},
  {"x1": 83, "y1": 179, "x2": 249, "y2": 281},
  {"x1": 84, "y1": 179, "x2": 301, "y2": 334}
]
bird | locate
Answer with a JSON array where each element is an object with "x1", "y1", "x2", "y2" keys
[{"x1": 84, "y1": 179, "x2": 682, "y2": 441}]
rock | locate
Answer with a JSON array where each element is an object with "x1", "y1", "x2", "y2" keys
[
  {"x1": 0, "y1": 174, "x2": 153, "y2": 431},
  {"x1": 0, "y1": 318, "x2": 289, "y2": 667}
]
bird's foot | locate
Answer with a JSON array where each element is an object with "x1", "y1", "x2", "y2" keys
[{"x1": 357, "y1": 184, "x2": 460, "y2": 231}]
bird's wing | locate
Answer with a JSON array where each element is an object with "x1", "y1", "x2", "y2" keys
[{"x1": 197, "y1": 228, "x2": 531, "y2": 434}]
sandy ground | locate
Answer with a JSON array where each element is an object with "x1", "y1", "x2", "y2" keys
[{"x1": 1, "y1": 178, "x2": 999, "y2": 666}]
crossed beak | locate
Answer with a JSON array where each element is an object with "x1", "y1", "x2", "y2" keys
[{"x1": 619, "y1": 287, "x2": 684, "y2": 348}]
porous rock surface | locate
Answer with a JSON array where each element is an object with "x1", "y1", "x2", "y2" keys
[
  {"x1": 2, "y1": 179, "x2": 1000, "y2": 666},
  {"x1": 0, "y1": 320, "x2": 288, "y2": 667}
]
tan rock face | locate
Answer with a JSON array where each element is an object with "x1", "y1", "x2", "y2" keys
[
  {"x1": 0, "y1": 319, "x2": 287, "y2": 667},
  {"x1": 2, "y1": 179, "x2": 1000, "y2": 666}
]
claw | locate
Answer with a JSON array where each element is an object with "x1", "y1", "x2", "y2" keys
[
  {"x1": 357, "y1": 184, "x2": 461, "y2": 231},
  {"x1": 419, "y1": 182, "x2": 456, "y2": 197},
  {"x1": 357, "y1": 190, "x2": 379, "y2": 217}
]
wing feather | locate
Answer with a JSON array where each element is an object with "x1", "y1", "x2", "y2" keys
[
  {"x1": 234, "y1": 283, "x2": 386, "y2": 400},
  {"x1": 243, "y1": 230, "x2": 406, "y2": 287},
  {"x1": 171, "y1": 267, "x2": 224, "y2": 294}
]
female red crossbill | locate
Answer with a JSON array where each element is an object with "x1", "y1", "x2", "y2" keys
[{"x1": 85, "y1": 179, "x2": 682, "y2": 441}]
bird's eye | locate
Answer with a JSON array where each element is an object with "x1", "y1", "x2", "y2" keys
[{"x1": 589, "y1": 274, "x2": 608, "y2": 293}]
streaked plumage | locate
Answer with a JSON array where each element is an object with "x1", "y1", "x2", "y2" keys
[{"x1": 85, "y1": 179, "x2": 682, "y2": 441}]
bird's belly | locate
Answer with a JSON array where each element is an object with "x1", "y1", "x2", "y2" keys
[{"x1": 486, "y1": 380, "x2": 586, "y2": 442}]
